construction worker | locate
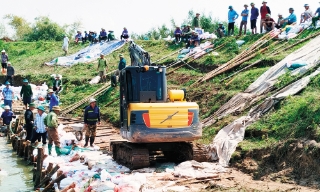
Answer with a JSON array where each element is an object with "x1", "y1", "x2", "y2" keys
[
  {"x1": 20, "y1": 79, "x2": 33, "y2": 109},
  {"x1": 118, "y1": 54, "x2": 126, "y2": 70},
  {"x1": 228, "y1": 6, "x2": 239, "y2": 36},
  {"x1": 4, "y1": 62, "x2": 14, "y2": 85},
  {"x1": 52, "y1": 74, "x2": 62, "y2": 94},
  {"x1": 192, "y1": 13, "x2": 201, "y2": 29},
  {"x1": 24, "y1": 103, "x2": 36, "y2": 141},
  {"x1": 120, "y1": 27, "x2": 129, "y2": 40},
  {"x1": 97, "y1": 54, "x2": 108, "y2": 83},
  {"x1": 83, "y1": 98, "x2": 101, "y2": 147},
  {"x1": 99, "y1": 28, "x2": 107, "y2": 42},
  {"x1": 44, "y1": 106, "x2": 70, "y2": 155},
  {"x1": 107, "y1": 30, "x2": 116, "y2": 41},
  {"x1": 2, "y1": 81, "x2": 14, "y2": 110},
  {"x1": 48, "y1": 89, "x2": 59, "y2": 111},
  {"x1": 1, "y1": 50, "x2": 9, "y2": 74},
  {"x1": 62, "y1": 34, "x2": 69, "y2": 56},
  {"x1": 1, "y1": 105, "x2": 14, "y2": 126},
  {"x1": 31, "y1": 105, "x2": 47, "y2": 147}
]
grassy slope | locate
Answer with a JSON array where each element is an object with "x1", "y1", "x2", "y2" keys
[{"x1": 2, "y1": 29, "x2": 320, "y2": 155}]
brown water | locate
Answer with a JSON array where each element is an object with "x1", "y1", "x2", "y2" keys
[{"x1": 0, "y1": 137, "x2": 33, "y2": 191}]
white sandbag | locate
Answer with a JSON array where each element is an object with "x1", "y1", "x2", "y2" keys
[{"x1": 89, "y1": 76, "x2": 101, "y2": 85}]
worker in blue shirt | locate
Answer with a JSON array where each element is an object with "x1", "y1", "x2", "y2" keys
[
  {"x1": 1, "y1": 105, "x2": 14, "y2": 126},
  {"x1": 228, "y1": 5, "x2": 239, "y2": 36},
  {"x1": 48, "y1": 89, "x2": 59, "y2": 111},
  {"x1": 99, "y1": 28, "x2": 107, "y2": 42},
  {"x1": 2, "y1": 81, "x2": 14, "y2": 110},
  {"x1": 239, "y1": 4, "x2": 249, "y2": 36},
  {"x1": 281, "y1": 8, "x2": 297, "y2": 27}
]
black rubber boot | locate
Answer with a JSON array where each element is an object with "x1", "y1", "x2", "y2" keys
[
  {"x1": 84, "y1": 136, "x2": 89, "y2": 147},
  {"x1": 90, "y1": 136, "x2": 95, "y2": 147}
]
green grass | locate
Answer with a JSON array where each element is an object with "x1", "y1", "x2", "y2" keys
[{"x1": 0, "y1": 28, "x2": 319, "y2": 153}]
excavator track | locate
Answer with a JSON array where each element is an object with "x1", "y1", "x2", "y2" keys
[{"x1": 111, "y1": 142, "x2": 150, "y2": 169}]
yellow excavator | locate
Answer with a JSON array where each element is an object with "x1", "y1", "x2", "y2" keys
[{"x1": 110, "y1": 41, "x2": 203, "y2": 169}]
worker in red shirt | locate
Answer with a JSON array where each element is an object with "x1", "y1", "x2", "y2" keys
[{"x1": 260, "y1": 1, "x2": 271, "y2": 33}]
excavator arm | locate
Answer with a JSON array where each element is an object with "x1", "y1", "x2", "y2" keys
[{"x1": 129, "y1": 41, "x2": 151, "y2": 66}]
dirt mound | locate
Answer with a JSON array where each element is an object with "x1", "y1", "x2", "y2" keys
[{"x1": 233, "y1": 139, "x2": 320, "y2": 189}]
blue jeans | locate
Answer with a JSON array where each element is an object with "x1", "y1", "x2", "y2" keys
[{"x1": 4, "y1": 100, "x2": 12, "y2": 110}]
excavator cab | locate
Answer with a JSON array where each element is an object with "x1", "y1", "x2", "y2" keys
[{"x1": 111, "y1": 42, "x2": 203, "y2": 169}]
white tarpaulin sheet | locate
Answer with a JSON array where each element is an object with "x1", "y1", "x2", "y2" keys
[
  {"x1": 207, "y1": 61, "x2": 320, "y2": 166},
  {"x1": 45, "y1": 40, "x2": 126, "y2": 67}
]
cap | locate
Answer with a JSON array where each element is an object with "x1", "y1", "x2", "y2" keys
[
  {"x1": 29, "y1": 103, "x2": 36, "y2": 108},
  {"x1": 304, "y1": 4, "x2": 309, "y2": 7},
  {"x1": 23, "y1": 79, "x2": 28, "y2": 83},
  {"x1": 289, "y1": 8, "x2": 294, "y2": 11},
  {"x1": 5, "y1": 81, "x2": 10, "y2": 85},
  {"x1": 278, "y1": 13, "x2": 283, "y2": 16},
  {"x1": 100, "y1": 53, "x2": 104, "y2": 56},
  {"x1": 219, "y1": 22, "x2": 223, "y2": 25},
  {"x1": 244, "y1": 4, "x2": 248, "y2": 6},
  {"x1": 4, "y1": 105, "x2": 10, "y2": 110},
  {"x1": 228, "y1": 5, "x2": 233, "y2": 9},
  {"x1": 48, "y1": 89, "x2": 54, "y2": 93},
  {"x1": 262, "y1": 0, "x2": 267, "y2": 3},
  {"x1": 1, "y1": 50, "x2": 5, "y2": 53},
  {"x1": 52, "y1": 106, "x2": 61, "y2": 111},
  {"x1": 250, "y1": 2, "x2": 255, "y2": 5},
  {"x1": 37, "y1": 106, "x2": 45, "y2": 112},
  {"x1": 187, "y1": 24, "x2": 191, "y2": 27},
  {"x1": 266, "y1": 14, "x2": 271, "y2": 17},
  {"x1": 119, "y1": 54, "x2": 124, "y2": 57},
  {"x1": 124, "y1": 27, "x2": 127, "y2": 29},
  {"x1": 7, "y1": 62, "x2": 11, "y2": 65},
  {"x1": 196, "y1": 13, "x2": 200, "y2": 15},
  {"x1": 89, "y1": 98, "x2": 96, "y2": 103}
]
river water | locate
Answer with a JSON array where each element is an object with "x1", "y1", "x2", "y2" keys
[{"x1": 0, "y1": 137, "x2": 33, "y2": 191}]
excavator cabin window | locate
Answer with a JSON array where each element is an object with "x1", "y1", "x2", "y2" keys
[{"x1": 125, "y1": 67, "x2": 165, "y2": 103}]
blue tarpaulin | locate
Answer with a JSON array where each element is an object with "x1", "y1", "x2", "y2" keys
[{"x1": 45, "y1": 40, "x2": 126, "y2": 67}]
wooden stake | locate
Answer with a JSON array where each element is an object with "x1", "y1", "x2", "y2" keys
[
  {"x1": 36, "y1": 164, "x2": 60, "y2": 189},
  {"x1": 24, "y1": 140, "x2": 30, "y2": 160},
  {"x1": 34, "y1": 147, "x2": 44, "y2": 189},
  {"x1": 16, "y1": 139, "x2": 21, "y2": 155},
  {"x1": 42, "y1": 173, "x2": 67, "y2": 192}
]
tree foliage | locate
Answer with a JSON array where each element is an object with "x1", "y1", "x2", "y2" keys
[
  {"x1": 24, "y1": 16, "x2": 66, "y2": 41},
  {"x1": 4, "y1": 14, "x2": 31, "y2": 40}
]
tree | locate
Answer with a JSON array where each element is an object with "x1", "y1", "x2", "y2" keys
[
  {"x1": 65, "y1": 19, "x2": 83, "y2": 38},
  {"x1": 24, "y1": 16, "x2": 66, "y2": 41},
  {"x1": 0, "y1": 23, "x2": 8, "y2": 38},
  {"x1": 4, "y1": 14, "x2": 31, "y2": 40}
]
